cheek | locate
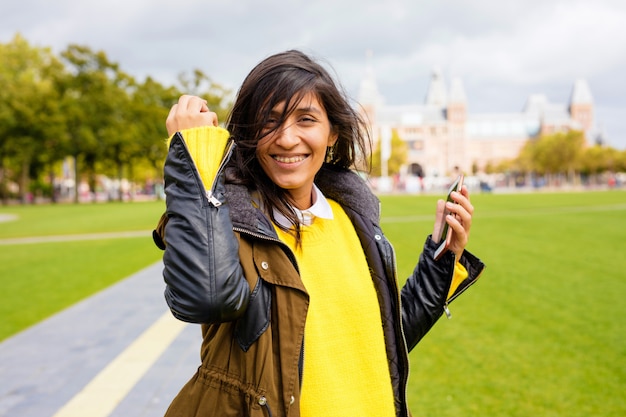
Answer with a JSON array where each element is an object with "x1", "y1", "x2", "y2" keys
[
  {"x1": 255, "y1": 141, "x2": 269, "y2": 159},
  {"x1": 255, "y1": 148, "x2": 273, "y2": 175},
  {"x1": 256, "y1": 134, "x2": 276, "y2": 155}
]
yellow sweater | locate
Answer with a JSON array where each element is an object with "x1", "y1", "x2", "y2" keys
[
  {"x1": 275, "y1": 200, "x2": 396, "y2": 417},
  {"x1": 167, "y1": 126, "x2": 231, "y2": 190}
]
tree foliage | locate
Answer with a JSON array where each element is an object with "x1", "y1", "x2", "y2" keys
[
  {"x1": 0, "y1": 34, "x2": 232, "y2": 204},
  {"x1": 0, "y1": 34, "x2": 66, "y2": 203},
  {"x1": 509, "y1": 130, "x2": 626, "y2": 187}
]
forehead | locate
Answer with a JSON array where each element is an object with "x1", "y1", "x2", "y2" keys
[{"x1": 269, "y1": 91, "x2": 324, "y2": 113}]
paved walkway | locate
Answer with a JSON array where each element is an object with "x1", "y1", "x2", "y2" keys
[{"x1": 0, "y1": 262, "x2": 202, "y2": 417}]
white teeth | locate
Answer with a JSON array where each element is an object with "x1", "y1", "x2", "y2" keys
[{"x1": 273, "y1": 155, "x2": 305, "y2": 163}]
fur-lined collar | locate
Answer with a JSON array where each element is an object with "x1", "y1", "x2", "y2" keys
[{"x1": 224, "y1": 165, "x2": 380, "y2": 234}]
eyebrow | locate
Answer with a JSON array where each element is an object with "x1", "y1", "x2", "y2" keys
[
  {"x1": 294, "y1": 105, "x2": 323, "y2": 115},
  {"x1": 269, "y1": 104, "x2": 323, "y2": 117}
]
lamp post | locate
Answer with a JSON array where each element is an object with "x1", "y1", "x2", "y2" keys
[{"x1": 379, "y1": 126, "x2": 392, "y2": 192}]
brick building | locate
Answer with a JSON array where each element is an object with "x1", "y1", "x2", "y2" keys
[{"x1": 358, "y1": 62, "x2": 596, "y2": 180}]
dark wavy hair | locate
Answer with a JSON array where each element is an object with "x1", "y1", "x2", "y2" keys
[{"x1": 225, "y1": 50, "x2": 371, "y2": 240}]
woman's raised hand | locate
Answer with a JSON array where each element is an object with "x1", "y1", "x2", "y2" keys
[
  {"x1": 166, "y1": 95, "x2": 219, "y2": 136},
  {"x1": 432, "y1": 185, "x2": 473, "y2": 259}
]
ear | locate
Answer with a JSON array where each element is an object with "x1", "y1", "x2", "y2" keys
[{"x1": 327, "y1": 129, "x2": 339, "y2": 147}]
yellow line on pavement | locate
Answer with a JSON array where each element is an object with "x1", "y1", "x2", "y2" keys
[{"x1": 52, "y1": 312, "x2": 187, "y2": 417}]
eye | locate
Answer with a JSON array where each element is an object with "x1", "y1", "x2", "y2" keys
[
  {"x1": 262, "y1": 118, "x2": 280, "y2": 132},
  {"x1": 299, "y1": 115, "x2": 317, "y2": 124}
]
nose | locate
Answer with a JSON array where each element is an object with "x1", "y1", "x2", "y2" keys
[{"x1": 275, "y1": 123, "x2": 300, "y2": 148}]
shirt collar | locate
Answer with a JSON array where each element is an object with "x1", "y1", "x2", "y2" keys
[{"x1": 255, "y1": 184, "x2": 334, "y2": 228}]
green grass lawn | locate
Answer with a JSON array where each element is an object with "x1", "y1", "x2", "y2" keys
[
  {"x1": 1, "y1": 191, "x2": 625, "y2": 416},
  {"x1": 379, "y1": 190, "x2": 626, "y2": 417},
  {"x1": 0, "y1": 200, "x2": 166, "y2": 340}
]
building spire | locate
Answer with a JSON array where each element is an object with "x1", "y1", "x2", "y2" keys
[
  {"x1": 425, "y1": 66, "x2": 447, "y2": 107},
  {"x1": 449, "y1": 77, "x2": 467, "y2": 104},
  {"x1": 569, "y1": 78, "x2": 593, "y2": 105},
  {"x1": 568, "y1": 79, "x2": 594, "y2": 132},
  {"x1": 358, "y1": 49, "x2": 383, "y2": 106}
]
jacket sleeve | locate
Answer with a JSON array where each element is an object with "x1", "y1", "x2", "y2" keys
[
  {"x1": 161, "y1": 132, "x2": 250, "y2": 323},
  {"x1": 401, "y1": 236, "x2": 485, "y2": 351}
]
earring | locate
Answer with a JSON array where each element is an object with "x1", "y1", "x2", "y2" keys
[{"x1": 326, "y1": 145, "x2": 335, "y2": 163}]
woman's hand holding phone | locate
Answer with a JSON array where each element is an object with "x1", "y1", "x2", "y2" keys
[{"x1": 432, "y1": 175, "x2": 473, "y2": 260}]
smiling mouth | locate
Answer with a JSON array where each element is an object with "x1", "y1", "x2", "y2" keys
[{"x1": 272, "y1": 155, "x2": 308, "y2": 163}]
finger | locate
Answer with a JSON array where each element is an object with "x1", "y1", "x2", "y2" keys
[
  {"x1": 460, "y1": 184, "x2": 470, "y2": 198},
  {"x1": 451, "y1": 190, "x2": 474, "y2": 217},
  {"x1": 165, "y1": 104, "x2": 178, "y2": 136},
  {"x1": 446, "y1": 214, "x2": 469, "y2": 255},
  {"x1": 168, "y1": 95, "x2": 219, "y2": 131},
  {"x1": 176, "y1": 94, "x2": 192, "y2": 110},
  {"x1": 182, "y1": 95, "x2": 207, "y2": 112},
  {"x1": 180, "y1": 96, "x2": 217, "y2": 124},
  {"x1": 446, "y1": 200, "x2": 472, "y2": 232},
  {"x1": 460, "y1": 186, "x2": 474, "y2": 215},
  {"x1": 197, "y1": 101, "x2": 219, "y2": 126},
  {"x1": 209, "y1": 112, "x2": 218, "y2": 126},
  {"x1": 446, "y1": 213, "x2": 466, "y2": 235}
]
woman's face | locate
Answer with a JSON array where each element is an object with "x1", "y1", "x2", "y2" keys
[{"x1": 256, "y1": 92, "x2": 338, "y2": 209}]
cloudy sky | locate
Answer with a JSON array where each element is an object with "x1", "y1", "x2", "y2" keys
[{"x1": 4, "y1": 0, "x2": 626, "y2": 149}]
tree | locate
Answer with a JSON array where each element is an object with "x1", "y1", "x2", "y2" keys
[
  {"x1": 125, "y1": 76, "x2": 180, "y2": 198},
  {"x1": 0, "y1": 34, "x2": 66, "y2": 204},
  {"x1": 59, "y1": 44, "x2": 134, "y2": 202},
  {"x1": 515, "y1": 130, "x2": 585, "y2": 186},
  {"x1": 369, "y1": 128, "x2": 408, "y2": 177},
  {"x1": 617, "y1": 149, "x2": 626, "y2": 172},
  {"x1": 0, "y1": 34, "x2": 235, "y2": 204}
]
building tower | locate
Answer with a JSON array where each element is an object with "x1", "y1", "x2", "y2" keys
[
  {"x1": 569, "y1": 78, "x2": 594, "y2": 133},
  {"x1": 447, "y1": 77, "x2": 467, "y2": 124},
  {"x1": 358, "y1": 50, "x2": 382, "y2": 127},
  {"x1": 424, "y1": 66, "x2": 447, "y2": 108}
]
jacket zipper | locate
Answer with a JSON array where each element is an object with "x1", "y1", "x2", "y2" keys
[
  {"x1": 206, "y1": 140, "x2": 236, "y2": 207},
  {"x1": 172, "y1": 132, "x2": 236, "y2": 208},
  {"x1": 442, "y1": 255, "x2": 457, "y2": 319},
  {"x1": 443, "y1": 255, "x2": 484, "y2": 318}
]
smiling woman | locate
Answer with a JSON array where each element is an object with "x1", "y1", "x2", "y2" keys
[{"x1": 154, "y1": 49, "x2": 485, "y2": 417}]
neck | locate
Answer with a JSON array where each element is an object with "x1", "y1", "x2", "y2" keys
[{"x1": 288, "y1": 187, "x2": 315, "y2": 210}]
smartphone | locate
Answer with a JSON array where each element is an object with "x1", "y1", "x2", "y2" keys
[{"x1": 434, "y1": 174, "x2": 464, "y2": 260}]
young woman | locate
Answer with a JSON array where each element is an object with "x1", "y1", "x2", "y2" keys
[{"x1": 154, "y1": 50, "x2": 485, "y2": 417}]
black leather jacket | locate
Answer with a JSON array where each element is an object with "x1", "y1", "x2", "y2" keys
[{"x1": 156, "y1": 133, "x2": 486, "y2": 417}]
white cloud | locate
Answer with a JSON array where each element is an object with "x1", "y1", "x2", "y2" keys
[
  {"x1": 2, "y1": 0, "x2": 625, "y2": 148},
  {"x1": 392, "y1": 1, "x2": 626, "y2": 85}
]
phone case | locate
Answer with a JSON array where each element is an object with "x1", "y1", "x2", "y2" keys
[{"x1": 434, "y1": 174, "x2": 464, "y2": 260}]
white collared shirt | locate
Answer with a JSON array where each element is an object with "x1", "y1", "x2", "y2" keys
[{"x1": 253, "y1": 184, "x2": 334, "y2": 228}]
